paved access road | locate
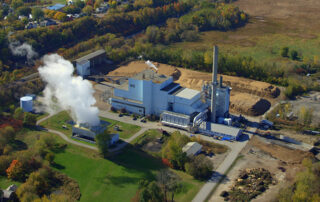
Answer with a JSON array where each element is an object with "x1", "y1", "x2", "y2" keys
[{"x1": 192, "y1": 129, "x2": 253, "y2": 202}]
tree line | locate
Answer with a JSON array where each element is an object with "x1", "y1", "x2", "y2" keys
[
  {"x1": 12, "y1": 2, "x2": 191, "y2": 55},
  {"x1": 0, "y1": 125, "x2": 81, "y2": 201}
]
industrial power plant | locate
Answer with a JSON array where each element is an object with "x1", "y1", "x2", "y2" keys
[{"x1": 110, "y1": 46, "x2": 242, "y2": 140}]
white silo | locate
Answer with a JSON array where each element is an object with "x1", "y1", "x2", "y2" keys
[{"x1": 20, "y1": 96, "x2": 33, "y2": 112}]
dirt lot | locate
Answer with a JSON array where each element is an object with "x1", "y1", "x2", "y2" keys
[
  {"x1": 289, "y1": 91, "x2": 320, "y2": 126},
  {"x1": 234, "y1": 0, "x2": 320, "y2": 30},
  {"x1": 209, "y1": 136, "x2": 313, "y2": 202},
  {"x1": 106, "y1": 61, "x2": 281, "y2": 116},
  {"x1": 170, "y1": 0, "x2": 320, "y2": 69}
]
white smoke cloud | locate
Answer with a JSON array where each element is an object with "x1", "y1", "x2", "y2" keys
[
  {"x1": 9, "y1": 41, "x2": 38, "y2": 61},
  {"x1": 38, "y1": 54, "x2": 100, "y2": 126}
]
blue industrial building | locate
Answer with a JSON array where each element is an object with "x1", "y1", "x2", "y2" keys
[
  {"x1": 110, "y1": 69, "x2": 217, "y2": 117},
  {"x1": 109, "y1": 46, "x2": 242, "y2": 140}
]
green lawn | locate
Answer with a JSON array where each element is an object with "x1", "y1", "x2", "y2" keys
[
  {"x1": 132, "y1": 129, "x2": 163, "y2": 145},
  {"x1": 53, "y1": 143, "x2": 203, "y2": 202},
  {"x1": 51, "y1": 0, "x2": 66, "y2": 5},
  {"x1": 0, "y1": 176, "x2": 21, "y2": 190},
  {"x1": 40, "y1": 111, "x2": 141, "y2": 140},
  {"x1": 39, "y1": 111, "x2": 73, "y2": 137},
  {"x1": 14, "y1": 129, "x2": 203, "y2": 202},
  {"x1": 100, "y1": 117, "x2": 141, "y2": 139}
]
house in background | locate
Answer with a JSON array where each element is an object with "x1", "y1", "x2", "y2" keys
[{"x1": 47, "y1": 3, "x2": 66, "y2": 11}]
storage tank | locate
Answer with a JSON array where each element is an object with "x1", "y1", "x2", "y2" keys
[{"x1": 20, "y1": 96, "x2": 33, "y2": 112}]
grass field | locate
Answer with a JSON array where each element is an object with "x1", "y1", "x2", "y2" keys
[
  {"x1": 100, "y1": 117, "x2": 141, "y2": 139},
  {"x1": 40, "y1": 111, "x2": 141, "y2": 139},
  {"x1": 0, "y1": 176, "x2": 21, "y2": 190},
  {"x1": 13, "y1": 129, "x2": 203, "y2": 202},
  {"x1": 51, "y1": 0, "x2": 66, "y2": 5},
  {"x1": 132, "y1": 129, "x2": 163, "y2": 145},
  {"x1": 170, "y1": 0, "x2": 320, "y2": 68}
]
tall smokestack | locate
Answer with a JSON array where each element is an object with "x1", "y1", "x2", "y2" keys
[{"x1": 211, "y1": 46, "x2": 218, "y2": 123}]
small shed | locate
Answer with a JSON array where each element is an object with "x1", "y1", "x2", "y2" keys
[
  {"x1": 74, "y1": 49, "x2": 106, "y2": 72},
  {"x1": 182, "y1": 142, "x2": 202, "y2": 157},
  {"x1": 2, "y1": 184, "x2": 18, "y2": 201},
  {"x1": 109, "y1": 133, "x2": 119, "y2": 145}
]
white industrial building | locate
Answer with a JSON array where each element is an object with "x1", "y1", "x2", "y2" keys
[{"x1": 110, "y1": 46, "x2": 243, "y2": 141}]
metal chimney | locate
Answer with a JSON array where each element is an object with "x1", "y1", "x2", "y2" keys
[{"x1": 211, "y1": 46, "x2": 218, "y2": 123}]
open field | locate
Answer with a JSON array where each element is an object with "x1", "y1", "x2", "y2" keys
[
  {"x1": 10, "y1": 129, "x2": 204, "y2": 202},
  {"x1": 208, "y1": 135, "x2": 314, "y2": 202},
  {"x1": 169, "y1": 0, "x2": 320, "y2": 67},
  {"x1": 100, "y1": 117, "x2": 141, "y2": 139},
  {"x1": 40, "y1": 111, "x2": 141, "y2": 139},
  {"x1": 105, "y1": 61, "x2": 282, "y2": 116}
]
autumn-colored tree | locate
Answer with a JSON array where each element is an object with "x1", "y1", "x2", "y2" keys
[
  {"x1": 6, "y1": 159, "x2": 25, "y2": 181},
  {"x1": 45, "y1": 152, "x2": 55, "y2": 165}
]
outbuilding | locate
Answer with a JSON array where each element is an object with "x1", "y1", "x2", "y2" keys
[
  {"x1": 182, "y1": 142, "x2": 202, "y2": 157},
  {"x1": 109, "y1": 133, "x2": 119, "y2": 145},
  {"x1": 199, "y1": 122, "x2": 242, "y2": 141}
]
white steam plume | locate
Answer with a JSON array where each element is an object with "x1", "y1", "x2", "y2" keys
[
  {"x1": 9, "y1": 41, "x2": 38, "y2": 61},
  {"x1": 38, "y1": 54, "x2": 100, "y2": 126},
  {"x1": 145, "y1": 60, "x2": 158, "y2": 71}
]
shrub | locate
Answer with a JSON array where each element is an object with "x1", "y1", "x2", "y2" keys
[
  {"x1": 110, "y1": 106, "x2": 117, "y2": 112},
  {"x1": 6, "y1": 159, "x2": 25, "y2": 181},
  {"x1": 185, "y1": 155, "x2": 213, "y2": 180},
  {"x1": 45, "y1": 152, "x2": 55, "y2": 165},
  {"x1": 95, "y1": 132, "x2": 110, "y2": 158},
  {"x1": 0, "y1": 155, "x2": 14, "y2": 175},
  {"x1": 280, "y1": 47, "x2": 289, "y2": 57},
  {"x1": 120, "y1": 108, "x2": 127, "y2": 114},
  {"x1": 290, "y1": 50, "x2": 298, "y2": 60}
]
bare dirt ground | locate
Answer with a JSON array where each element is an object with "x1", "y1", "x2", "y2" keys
[
  {"x1": 234, "y1": 0, "x2": 320, "y2": 31},
  {"x1": 209, "y1": 136, "x2": 313, "y2": 202},
  {"x1": 106, "y1": 61, "x2": 281, "y2": 116},
  {"x1": 289, "y1": 91, "x2": 320, "y2": 126}
]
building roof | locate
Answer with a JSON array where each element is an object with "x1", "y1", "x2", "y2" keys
[
  {"x1": 174, "y1": 88, "x2": 200, "y2": 100},
  {"x1": 47, "y1": 3, "x2": 65, "y2": 10},
  {"x1": 20, "y1": 96, "x2": 33, "y2": 101},
  {"x1": 182, "y1": 142, "x2": 202, "y2": 156},
  {"x1": 73, "y1": 120, "x2": 110, "y2": 134},
  {"x1": 161, "y1": 82, "x2": 179, "y2": 92},
  {"x1": 75, "y1": 49, "x2": 106, "y2": 63},
  {"x1": 131, "y1": 69, "x2": 169, "y2": 84},
  {"x1": 207, "y1": 122, "x2": 241, "y2": 137},
  {"x1": 77, "y1": 59, "x2": 89, "y2": 65}
]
